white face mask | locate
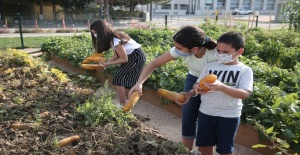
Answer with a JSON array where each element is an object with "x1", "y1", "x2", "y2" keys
[
  {"x1": 93, "y1": 33, "x2": 97, "y2": 38},
  {"x1": 215, "y1": 52, "x2": 236, "y2": 64},
  {"x1": 172, "y1": 47, "x2": 195, "y2": 57}
]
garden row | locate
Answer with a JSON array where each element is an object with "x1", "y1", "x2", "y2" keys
[{"x1": 40, "y1": 24, "x2": 300, "y2": 154}]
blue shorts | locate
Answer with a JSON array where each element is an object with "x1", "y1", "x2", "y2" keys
[
  {"x1": 182, "y1": 73, "x2": 201, "y2": 139},
  {"x1": 196, "y1": 112, "x2": 240, "y2": 154}
]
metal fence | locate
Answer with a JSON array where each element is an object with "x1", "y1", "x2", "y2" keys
[{"x1": 0, "y1": 13, "x2": 288, "y2": 49}]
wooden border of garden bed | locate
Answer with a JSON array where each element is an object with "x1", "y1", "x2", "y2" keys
[{"x1": 50, "y1": 56, "x2": 290, "y2": 155}]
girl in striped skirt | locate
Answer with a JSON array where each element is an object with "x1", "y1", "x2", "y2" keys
[{"x1": 90, "y1": 19, "x2": 146, "y2": 107}]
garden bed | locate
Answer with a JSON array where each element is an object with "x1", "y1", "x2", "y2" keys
[
  {"x1": 0, "y1": 50, "x2": 191, "y2": 155},
  {"x1": 49, "y1": 56, "x2": 285, "y2": 155}
]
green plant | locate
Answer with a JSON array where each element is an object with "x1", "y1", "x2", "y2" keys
[
  {"x1": 252, "y1": 120, "x2": 292, "y2": 155},
  {"x1": 14, "y1": 28, "x2": 44, "y2": 33},
  {"x1": 77, "y1": 81, "x2": 135, "y2": 126},
  {"x1": 4, "y1": 17, "x2": 14, "y2": 27}
]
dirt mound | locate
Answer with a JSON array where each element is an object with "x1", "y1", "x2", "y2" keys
[{"x1": 0, "y1": 49, "x2": 189, "y2": 155}]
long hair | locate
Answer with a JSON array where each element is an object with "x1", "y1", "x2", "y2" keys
[
  {"x1": 90, "y1": 20, "x2": 131, "y2": 53},
  {"x1": 173, "y1": 26, "x2": 217, "y2": 50}
]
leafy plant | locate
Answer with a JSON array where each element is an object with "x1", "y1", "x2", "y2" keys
[
  {"x1": 252, "y1": 121, "x2": 291, "y2": 155},
  {"x1": 77, "y1": 81, "x2": 135, "y2": 126}
]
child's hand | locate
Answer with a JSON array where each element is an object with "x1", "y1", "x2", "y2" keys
[
  {"x1": 204, "y1": 80, "x2": 224, "y2": 91},
  {"x1": 195, "y1": 85, "x2": 209, "y2": 94},
  {"x1": 129, "y1": 82, "x2": 143, "y2": 98},
  {"x1": 175, "y1": 92, "x2": 190, "y2": 106},
  {"x1": 98, "y1": 60, "x2": 107, "y2": 70}
]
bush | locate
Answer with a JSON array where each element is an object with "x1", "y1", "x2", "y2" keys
[{"x1": 15, "y1": 28, "x2": 44, "y2": 33}]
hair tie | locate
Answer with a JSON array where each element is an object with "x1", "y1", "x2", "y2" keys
[{"x1": 202, "y1": 36, "x2": 210, "y2": 46}]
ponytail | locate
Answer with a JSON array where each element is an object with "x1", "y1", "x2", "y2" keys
[{"x1": 202, "y1": 36, "x2": 217, "y2": 50}]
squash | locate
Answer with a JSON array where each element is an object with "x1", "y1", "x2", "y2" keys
[
  {"x1": 123, "y1": 90, "x2": 141, "y2": 112},
  {"x1": 81, "y1": 64, "x2": 105, "y2": 70},
  {"x1": 90, "y1": 53, "x2": 104, "y2": 57},
  {"x1": 10, "y1": 122, "x2": 40, "y2": 130},
  {"x1": 82, "y1": 56, "x2": 106, "y2": 64},
  {"x1": 198, "y1": 74, "x2": 217, "y2": 92},
  {"x1": 157, "y1": 88, "x2": 186, "y2": 103},
  {"x1": 57, "y1": 135, "x2": 81, "y2": 148}
]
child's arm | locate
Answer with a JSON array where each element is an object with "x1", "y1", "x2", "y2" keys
[
  {"x1": 205, "y1": 81, "x2": 250, "y2": 99},
  {"x1": 104, "y1": 44, "x2": 128, "y2": 66},
  {"x1": 107, "y1": 52, "x2": 118, "y2": 62},
  {"x1": 205, "y1": 67, "x2": 253, "y2": 99}
]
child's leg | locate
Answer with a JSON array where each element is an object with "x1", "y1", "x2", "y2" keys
[
  {"x1": 215, "y1": 117, "x2": 240, "y2": 155},
  {"x1": 198, "y1": 146, "x2": 214, "y2": 155},
  {"x1": 125, "y1": 88, "x2": 130, "y2": 99},
  {"x1": 196, "y1": 112, "x2": 216, "y2": 155},
  {"x1": 115, "y1": 85, "x2": 127, "y2": 105},
  {"x1": 182, "y1": 74, "x2": 201, "y2": 151}
]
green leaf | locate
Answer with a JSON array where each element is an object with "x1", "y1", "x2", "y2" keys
[
  {"x1": 266, "y1": 126, "x2": 274, "y2": 134},
  {"x1": 283, "y1": 129, "x2": 297, "y2": 140},
  {"x1": 78, "y1": 75, "x2": 86, "y2": 80},
  {"x1": 252, "y1": 144, "x2": 267, "y2": 148}
]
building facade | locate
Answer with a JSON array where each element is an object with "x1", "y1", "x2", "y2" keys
[{"x1": 137, "y1": 0, "x2": 280, "y2": 16}]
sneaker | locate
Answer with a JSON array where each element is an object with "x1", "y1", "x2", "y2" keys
[
  {"x1": 115, "y1": 103, "x2": 123, "y2": 109},
  {"x1": 190, "y1": 150, "x2": 201, "y2": 155}
]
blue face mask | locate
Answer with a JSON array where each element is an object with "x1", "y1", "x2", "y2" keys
[{"x1": 172, "y1": 47, "x2": 194, "y2": 57}]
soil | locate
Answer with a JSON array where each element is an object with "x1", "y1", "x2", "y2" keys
[{"x1": 0, "y1": 49, "x2": 190, "y2": 155}]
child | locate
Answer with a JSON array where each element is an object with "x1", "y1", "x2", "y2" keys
[
  {"x1": 128, "y1": 25, "x2": 217, "y2": 151},
  {"x1": 190, "y1": 31, "x2": 253, "y2": 155},
  {"x1": 90, "y1": 19, "x2": 146, "y2": 107}
]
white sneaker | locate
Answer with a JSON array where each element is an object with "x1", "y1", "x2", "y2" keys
[
  {"x1": 190, "y1": 150, "x2": 201, "y2": 155},
  {"x1": 115, "y1": 103, "x2": 123, "y2": 109}
]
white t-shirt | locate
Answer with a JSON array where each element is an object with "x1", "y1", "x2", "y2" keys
[
  {"x1": 169, "y1": 47, "x2": 217, "y2": 77},
  {"x1": 113, "y1": 38, "x2": 141, "y2": 55},
  {"x1": 196, "y1": 61, "x2": 253, "y2": 118}
]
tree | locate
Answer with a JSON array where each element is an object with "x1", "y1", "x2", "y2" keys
[
  {"x1": 112, "y1": 0, "x2": 171, "y2": 12},
  {"x1": 0, "y1": 0, "x2": 3, "y2": 20},
  {"x1": 284, "y1": 0, "x2": 300, "y2": 32},
  {"x1": 32, "y1": 0, "x2": 45, "y2": 20},
  {"x1": 54, "y1": 0, "x2": 94, "y2": 20},
  {"x1": 31, "y1": 0, "x2": 58, "y2": 20}
]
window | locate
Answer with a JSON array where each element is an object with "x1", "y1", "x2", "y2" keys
[
  {"x1": 205, "y1": 0, "x2": 213, "y2": 10},
  {"x1": 161, "y1": 4, "x2": 171, "y2": 10},
  {"x1": 254, "y1": 0, "x2": 263, "y2": 10},
  {"x1": 243, "y1": 0, "x2": 251, "y2": 10},
  {"x1": 266, "y1": 0, "x2": 275, "y2": 10},
  {"x1": 217, "y1": 0, "x2": 225, "y2": 10},
  {"x1": 180, "y1": 4, "x2": 188, "y2": 10},
  {"x1": 174, "y1": 4, "x2": 178, "y2": 10},
  {"x1": 230, "y1": 0, "x2": 238, "y2": 10}
]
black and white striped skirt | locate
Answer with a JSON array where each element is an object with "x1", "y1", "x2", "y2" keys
[{"x1": 112, "y1": 48, "x2": 146, "y2": 88}]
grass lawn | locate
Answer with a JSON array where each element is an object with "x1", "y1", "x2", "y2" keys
[{"x1": 0, "y1": 36, "x2": 72, "y2": 50}]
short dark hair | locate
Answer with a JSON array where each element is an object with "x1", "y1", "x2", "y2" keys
[
  {"x1": 173, "y1": 26, "x2": 216, "y2": 50},
  {"x1": 217, "y1": 31, "x2": 245, "y2": 51}
]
